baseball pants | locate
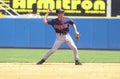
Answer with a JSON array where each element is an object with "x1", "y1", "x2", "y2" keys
[{"x1": 42, "y1": 33, "x2": 79, "y2": 61}]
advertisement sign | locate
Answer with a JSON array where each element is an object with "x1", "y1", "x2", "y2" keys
[{"x1": 0, "y1": 0, "x2": 107, "y2": 16}]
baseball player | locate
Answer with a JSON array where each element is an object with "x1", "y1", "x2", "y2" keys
[{"x1": 37, "y1": 8, "x2": 82, "y2": 65}]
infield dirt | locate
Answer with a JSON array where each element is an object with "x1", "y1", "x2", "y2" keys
[{"x1": 0, "y1": 63, "x2": 120, "y2": 79}]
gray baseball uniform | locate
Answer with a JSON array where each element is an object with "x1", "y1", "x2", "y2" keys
[
  {"x1": 42, "y1": 17, "x2": 79, "y2": 61},
  {"x1": 37, "y1": 9, "x2": 82, "y2": 65}
]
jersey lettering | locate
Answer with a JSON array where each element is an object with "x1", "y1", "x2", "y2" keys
[{"x1": 54, "y1": 24, "x2": 68, "y2": 30}]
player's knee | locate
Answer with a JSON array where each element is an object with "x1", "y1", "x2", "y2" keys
[
  {"x1": 72, "y1": 47, "x2": 78, "y2": 51},
  {"x1": 50, "y1": 48, "x2": 56, "y2": 53}
]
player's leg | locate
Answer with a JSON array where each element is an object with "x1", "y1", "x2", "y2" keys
[
  {"x1": 37, "y1": 37, "x2": 64, "y2": 64},
  {"x1": 42, "y1": 40, "x2": 64, "y2": 60},
  {"x1": 65, "y1": 34, "x2": 82, "y2": 65}
]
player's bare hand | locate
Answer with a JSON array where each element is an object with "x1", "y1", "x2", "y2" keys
[{"x1": 48, "y1": 8, "x2": 53, "y2": 13}]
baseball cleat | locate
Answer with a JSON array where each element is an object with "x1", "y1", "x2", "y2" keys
[
  {"x1": 36, "y1": 59, "x2": 45, "y2": 65},
  {"x1": 75, "y1": 60, "x2": 82, "y2": 65}
]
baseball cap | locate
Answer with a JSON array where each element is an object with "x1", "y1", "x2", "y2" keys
[{"x1": 56, "y1": 9, "x2": 64, "y2": 14}]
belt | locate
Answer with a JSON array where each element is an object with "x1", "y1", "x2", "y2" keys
[{"x1": 56, "y1": 32, "x2": 67, "y2": 35}]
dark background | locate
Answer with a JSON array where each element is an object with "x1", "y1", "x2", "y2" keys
[{"x1": 112, "y1": 0, "x2": 120, "y2": 16}]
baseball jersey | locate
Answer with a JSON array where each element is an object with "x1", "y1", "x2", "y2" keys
[{"x1": 47, "y1": 17, "x2": 74, "y2": 34}]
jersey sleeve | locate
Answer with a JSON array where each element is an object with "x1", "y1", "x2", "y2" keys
[
  {"x1": 69, "y1": 18, "x2": 75, "y2": 25},
  {"x1": 47, "y1": 19, "x2": 54, "y2": 25}
]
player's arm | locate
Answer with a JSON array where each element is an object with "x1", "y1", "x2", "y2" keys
[
  {"x1": 43, "y1": 9, "x2": 52, "y2": 24},
  {"x1": 69, "y1": 18, "x2": 79, "y2": 35},
  {"x1": 72, "y1": 24, "x2": 79, "y2": 35},
  {"x1": 72, "y1": 24, "x2": 80, "y2": 41}
]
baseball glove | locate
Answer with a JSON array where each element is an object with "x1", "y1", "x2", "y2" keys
[{"x1": 75, "y1": 33, "x2": 80, "y2": 41}]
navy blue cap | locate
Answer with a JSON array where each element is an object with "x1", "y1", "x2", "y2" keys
[{"x1": 56, "y1": 9, "x2": 64, "y2": 14}]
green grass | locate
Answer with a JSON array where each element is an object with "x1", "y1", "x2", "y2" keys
[{"x1": 0, "y1": 49, "x2": 120, "y2": 63}]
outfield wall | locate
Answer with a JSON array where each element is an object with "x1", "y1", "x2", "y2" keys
[{"x1": 0, "y1": 18, "x2": 120, "y2": 49}]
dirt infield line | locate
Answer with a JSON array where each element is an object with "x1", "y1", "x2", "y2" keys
[{"x1": 0, "y1": 63, "x2": 120, "y2": 79}]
